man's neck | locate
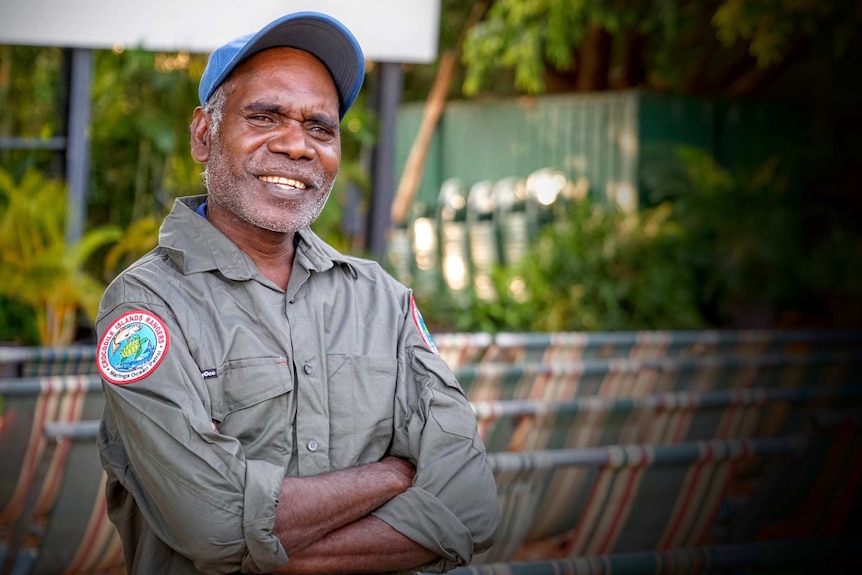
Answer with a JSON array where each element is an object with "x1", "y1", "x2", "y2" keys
[{"x1": 206, "y1": 202, "x2": 297, "y2": 290}]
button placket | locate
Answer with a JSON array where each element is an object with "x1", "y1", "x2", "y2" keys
[{"x1": 288, "y1": 278, "x2": 330, "y2": 475}]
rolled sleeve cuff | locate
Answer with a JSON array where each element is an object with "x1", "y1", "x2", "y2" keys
[
  {"x1": 240, "y1": 459, "x2": 288, "y2": 573},
  {"x1": 371, "y1": 486, "x2": 472, "y2": 572}
]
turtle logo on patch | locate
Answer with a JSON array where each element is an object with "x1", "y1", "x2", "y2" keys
[{"x1": 98, "y1": 310, "x2": 170, "y2": 385}]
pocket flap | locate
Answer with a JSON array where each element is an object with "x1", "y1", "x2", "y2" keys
[{"x1": 208, "y1": 357, "x2": 292, "y2": 420}]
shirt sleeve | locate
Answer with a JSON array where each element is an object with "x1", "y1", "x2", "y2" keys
[
  {"x1": 97, "y1": 293, "x2": 288, "y2": 574},
  {"x1": 370, "y1": 298, "x2": 501, "y2": 572}
]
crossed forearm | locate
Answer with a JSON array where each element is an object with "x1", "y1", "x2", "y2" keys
[
  {"x1": 272, "y1": 456, "x2": 438, "y2": 573},
  {"x1": 275, "y1": 515, "x2": 438, "y2": 574}
]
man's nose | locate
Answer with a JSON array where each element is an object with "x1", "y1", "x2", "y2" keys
[{"x1": 267, "y1": 121, "x2": 315, "y2": 159}]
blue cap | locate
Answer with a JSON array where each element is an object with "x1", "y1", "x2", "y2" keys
[{"x1": 198, "y1": 12, "x2": 365, "y2": 119}]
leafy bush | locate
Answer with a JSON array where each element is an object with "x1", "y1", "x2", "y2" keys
[
  {"x1": 0, "y1": 294, "x2": 39, "y2": 345},
  {"x1": 0, "y1": 168, "x2": 122, "y2": 344},
  {"x1": 419, "y1": 197, "x2": 704, "y2": 333},
  {"x1": 642, "y1": 146, "x2": 805, "y2": 326},
  {"x1": 419, "y1": 145, "x2": 826, "y2": 333}
]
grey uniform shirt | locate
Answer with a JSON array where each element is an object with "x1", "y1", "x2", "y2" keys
[{"x1": 96, "y1": 195, "x2": 500, "y2": 575}]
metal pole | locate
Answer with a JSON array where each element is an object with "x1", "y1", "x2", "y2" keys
[
  {"x1": 65, "y1": 48, "x2": 93, "y2": 246},
  {"x1": 366, "y1": 62, "x2": 403, "y2": 259}
]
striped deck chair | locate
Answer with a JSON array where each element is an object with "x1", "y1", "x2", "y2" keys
[
  {"x1": 492, "y1": 331, "x2": 686, "y2": 363},
  {"x1": 490, "y1": 330, "x2": 862, "y2": 364},
  {"x1": 722, "y1": 408, "x2": 862, "y2": 546},
  {"x1": 471, "y1": 385, "x2": 862, "y2": 453},
  {"x1": 456, "y1": 352, "x2": 862, "y2": 402},
  {"x1": 445, "y1": 534, "x2": 862, "y2": 575},
  {"x1": 0, "y1": 346, "x2": 98, "y2": 378},
  {"x1": 457, "y1": 360, "x2": 650, "y2": 402},
  {"x1": 617, "y1": 352, "x2": 862, "y2": 396},
  {"x1": 432, "y1": 333, "x2": 494, "y2": 369},
  {"x1": 1, "y1": 421, "x2": 123, "y2": 575},
  {"x1": 0, "y1": 376, "x2": 105, "y2": 541},
  {"x1": 474, "y1": 436, "x2": 810, "y2": 564}
]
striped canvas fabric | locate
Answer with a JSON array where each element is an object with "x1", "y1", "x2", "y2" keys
[
  {"x1": 472, "y1": 386, "x2": 862, "y2": 452},
  {"x1": 456, "y1": 352, "x2": 862, "y2": 402},
  {"x1": 490, "y1": 330, "x2": 862, "y2": 363},
  {"x1": 474, "y1": 436, "x2": 810, "y2": 564},
  {"x1": 22, "y1": 424, "x2": 124, "y2": 575},
  {"x1": 0, "y1": 346, "x2": 99, "y2": 378},
  {"x1": 444, "y1": 534, "x2": 862, "y2": 575},
  {"x1": 429, "y1": 332, "x2": 495, "y2": 368},
  {"x1": 0, "y1": 375, "x2": 105, "y2": 527},
  {"x1": 723, "y1": 409, "x2": 862, "y2": 545}
]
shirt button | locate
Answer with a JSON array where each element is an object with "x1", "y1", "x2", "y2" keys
[
  {"x1": 303, "y1": 363, "x2": 313, "y2": 375},
  {"x1": 307, "y1": 439, "x2": 319, "y2": 452}
]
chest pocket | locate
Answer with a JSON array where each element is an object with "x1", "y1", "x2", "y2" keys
[
  {"x1": 207, "y1": 357, "x2": 294, "y2": 463},
  {"x1": 327, "y1": 355, "x2": 397, "y2": 468}
]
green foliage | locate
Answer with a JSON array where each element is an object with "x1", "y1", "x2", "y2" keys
[
  {"x1": 459, "y1": 0, "x2": 862, "y2": 96},
  {"x1": 0, "y1": 168, "x2": 122, "y2": 344},
  {"x1": 462, "y1": 0, "x2": 687, "y2": 95},
  {"x1": 512, "y1": 199, "x2": 703, "y2": 331},
  {"x1": 419, "y1": 198, "x2": 704, "y2": 333},
  {"x1": 0, "y1": 46, "x2": 67, "y2": 179},
  {"x1": 102, "y1": 215, "x2": 161, "y2": 280},
  {"x1": 419, "y1": 144, "x2": 826, "y2": 332},
  {"x1": 641, "y1": 146, "x2": 804, "y2": 325},
  {"x1": 88, "y1": 48, "x2": 206, "y2": 230},
  {"x1": 712, "y1": 0, "x2": 830, "y2": 67},
  {"x1": 462, "y1": 0, "x2": 592, "y2": 95},
  {"x1": 0, "y1": 294, "x2": 39, "y2": 345},
  {"x1": 800, "y1": 225, "x2": 862, "y2": 322},
  {"x1": 0, "y1": 46, "x2": 64, "y2": 142}
]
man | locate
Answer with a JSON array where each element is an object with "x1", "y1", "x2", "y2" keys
[{"x1": 95, "y1": 11, "x2": 500, "y2": 575}]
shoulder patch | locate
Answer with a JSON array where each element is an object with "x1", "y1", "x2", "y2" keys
[
  {"x1": 410, "y1": 295, "x2": 439, "y2": 355},
  {"x1": 97, "y1": 310, "x2": 170, "y2": 385}
]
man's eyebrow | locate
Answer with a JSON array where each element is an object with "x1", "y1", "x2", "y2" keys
[
  {"x1": 241, "y1": 101, "x2": 339, "y2": 131},
  {"x1": 307, "y1": 113, "x2": 340, "y2": 132},
  {"x1": 241, "y1": 101, "x2": 282, "y2": 115}
]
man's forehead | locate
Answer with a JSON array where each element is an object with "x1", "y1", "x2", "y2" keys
[{"x1": 227, "y1": 48, "x2": 339, "y2": 105}]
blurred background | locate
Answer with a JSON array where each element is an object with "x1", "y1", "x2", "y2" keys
[
  {"x1": 2, "y1": 4, "x2": 862, "y2": 575},
  {"x1": 1, "y1": 0, "x2": 861, "y2": 346}
]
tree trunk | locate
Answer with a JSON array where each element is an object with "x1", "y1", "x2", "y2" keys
[
  {"x1": 617, "y1": 29, "x2": 647, "y2": 89},
  {"x1": 390, "y1": 52, "x2": 459, "y2": 225},
  {"x1": 390, "y1": 1, "x2": 490, "y2": 225},
  {"x1": 575, "y1": 25, "x2": 612, "y2": 91}
]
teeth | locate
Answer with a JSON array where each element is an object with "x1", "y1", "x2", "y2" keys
[{"x1": 259, "y1": 175, "x2": 306, "y2": 189}]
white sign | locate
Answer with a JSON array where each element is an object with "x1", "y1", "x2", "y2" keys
[{"x1": 0, "y1": 0, "x2": 440, "y2": 63}]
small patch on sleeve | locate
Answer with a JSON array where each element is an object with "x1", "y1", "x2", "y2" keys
[
  {"x1": 410, "y1": 295, "x2": 439, "y2": 355},
  {"x1": 97, "y1": 310, "x2": 170, "y2": 385}
]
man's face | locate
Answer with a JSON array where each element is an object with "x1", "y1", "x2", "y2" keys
[{"x1": 197, "y1": 48, "x2": 342, "y2": 234}]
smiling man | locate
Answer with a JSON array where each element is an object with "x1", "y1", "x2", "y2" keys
[{"x1": 95, "y1": 11, "x2": 499, "y2": 575}]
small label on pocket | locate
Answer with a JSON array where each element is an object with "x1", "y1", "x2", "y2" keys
[{"x1": 201, "y1": 368, "x2": 218, "y2": 380}]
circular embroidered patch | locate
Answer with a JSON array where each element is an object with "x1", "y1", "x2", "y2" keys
[
  {"x1": 410, "y1": 295, "x2": 439, "y2": 355},
  {"x1": 97, "y1": 310, "x2": 170, "y2": 385}
]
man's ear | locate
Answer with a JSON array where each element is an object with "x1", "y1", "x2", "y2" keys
[{"x1": 190, "y1": 107, "x2": 211, "y2": 162}]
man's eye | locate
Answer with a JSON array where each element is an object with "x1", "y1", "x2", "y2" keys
[
  {"x1": 310, "y1": 125, "x2": 335, "y2": 138},
  {"x1": 248, "y1": 115, "x2": 274, "y2": 123}
]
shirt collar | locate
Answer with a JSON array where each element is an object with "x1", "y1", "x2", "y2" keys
[{"x1": 160, "y1": 195, "x2": 356, "y2": 280}]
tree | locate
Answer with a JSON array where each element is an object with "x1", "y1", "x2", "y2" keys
[
  {"x1": 0, "y1": 168, "x2": 122, "y2": 345},
  {"x1": 457, "y1": 0, "x2": 862, "y2": 97}
]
